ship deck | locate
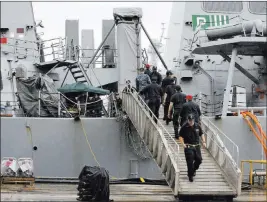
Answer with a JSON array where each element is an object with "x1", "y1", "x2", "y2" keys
[{"x1": 1, "y1": 183, "x2": 266, "y2": 201}]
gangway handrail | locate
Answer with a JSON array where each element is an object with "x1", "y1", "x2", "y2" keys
[
  {"x1": 121, "y1": 86, "x2": 180, "y2": 195},
  {"x1": 123, "y1": 86, "x2": 181, "y2": 164},
  {"x1": 201, "y1": 118, "x2": 240, "y2": 165},
  {"x1": 201, "y1": 118, "x2": 242, "y2": 196}
]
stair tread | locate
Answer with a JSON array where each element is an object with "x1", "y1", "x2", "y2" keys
[
  {"x1": 71, "y1": 70, "x2": 82, "y2": 74},
  {"x1": 180, "y1": 189, "x2": 233, "y2": 192},
  {"x1": 180, "y1": 185, "x2": 231, "y2": 189},
  {"x1": 180, "y1": 182, "x2": 229, "y2": 186},
  {"x1": 74, "y1": 75, "x2": 85, "y2": 79},
  {"x1": 180, "y1": 178, "x2": 226, "y2": 182},
  {"x1": 124, "y1": 101, "x2": 236, "y2": 196}
]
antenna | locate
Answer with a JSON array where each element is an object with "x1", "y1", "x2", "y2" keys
[{"x1": 159, "y1": 23, "x2": 166, "y2": 45}]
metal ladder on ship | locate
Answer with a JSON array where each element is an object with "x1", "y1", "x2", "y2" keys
[
  {"x1": 121, "y1": 87, "x2": 242, "y2": 201},
  {"x1": 66, "y1": 62, "x2": 92, "y2": 85}
]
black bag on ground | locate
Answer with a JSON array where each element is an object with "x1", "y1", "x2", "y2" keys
[{"x1": 76, "y1": 166, "x2": 111, "y2": 202}]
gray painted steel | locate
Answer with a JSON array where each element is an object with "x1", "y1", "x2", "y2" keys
[
  {"x1": 102, "y1": 20, "x2": 116, "y2": 50},
  {"x1": 81, "y1": 29, "x2": 95, "y2": 68},
  {"x1": 1, "y1": 117, "x2": 163, "y2": 179},
  {"x1": 165, "y1": 1, "x2": 267, "y2": 116},
  {"x1": 209, "y1": 116, "x2": 267, "y2": 175},
  {"x1": 65, "y1": 20, "x2": 79, "y2": 47}
]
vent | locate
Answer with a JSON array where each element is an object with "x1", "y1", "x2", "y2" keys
[
  {"x1": 249, "y1": 2, "x2": 267, "y2": 15},
  {"x1": 180, "y1": 70, "x2": 193, "y2": 81},
  {"x1": 203, "y1": 2, "x2": 243, "y2": 13}
]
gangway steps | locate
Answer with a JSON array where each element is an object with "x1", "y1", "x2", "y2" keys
[
  {"x1": 157, "y1": 108, "x2": 235, "y2": 196},
  {"x1": 122, "y1": 91, "x2": 240, "y2": 200}
]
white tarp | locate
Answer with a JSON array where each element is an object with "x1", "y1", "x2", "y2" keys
[
  {"x1": 116, "y1": 21, "x2": 141, "y2": 91},
  {"x1": 114, "y1": 8, "x2": 142, "y2": 91},
  {"x1": 113, "y1": 7, "x2": 143, "y2": 18}
]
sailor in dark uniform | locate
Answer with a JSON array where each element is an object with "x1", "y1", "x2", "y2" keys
[
  {"x1": 149, "y1": 66, "x2": 162, "y2": 85},
  {"x1": 180, "y1": 94, "x2": 201, "y2": 126},
  {"x1": 178, "y1": 114, "x2": 206, "y2": 182},
  {"x1": 139, "y1": 80, "x2": 163, "y2": 124}
]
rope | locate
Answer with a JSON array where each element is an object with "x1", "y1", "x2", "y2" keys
[
  {"x1": 25, "y1": 126, "x2": 34, "y2": 160},
  {"x1": 79, "y1": 119, "x2": 118, "y2": 179},
  {"x1": 60, "y1": 92, "x2": 112, "y2": 106}
]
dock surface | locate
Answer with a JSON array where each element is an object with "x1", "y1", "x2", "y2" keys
[{"x1": 1, "y1": 183, "x2": 266, "y2": 201}]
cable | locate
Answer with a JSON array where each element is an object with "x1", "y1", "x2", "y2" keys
[
  {"x1": 116, "y1": 112, "x2": 151, "y2": 160},
  {"x1": 247, "y1": 112, "x2": 267, "y2": 140},
  {"x1": 241, "y1": 112, "x2": 267, "y2": 156}
]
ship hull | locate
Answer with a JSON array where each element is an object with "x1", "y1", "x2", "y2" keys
[{"x1": 1, "y1": 117, "x2": 163, "y2": 179}]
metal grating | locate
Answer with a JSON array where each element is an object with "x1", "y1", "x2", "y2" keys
[
  {"x1": 203, "y1": 2, "x2": 243, "y2": 13},
  {"x1": 249, "y1": 2, "x2": 267, "y2": 14}
]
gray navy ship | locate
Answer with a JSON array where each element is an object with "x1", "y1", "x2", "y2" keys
[{"x1": 1, "y1": 1, "x2": 266, "y2": 201}]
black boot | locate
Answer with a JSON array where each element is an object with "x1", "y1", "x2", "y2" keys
[
  {"x1": 189, "y1": 176, "x2": 194, "y2": 182},
  {"x1": 174, "y1": 130, "x2": 179, "y2": 139}
]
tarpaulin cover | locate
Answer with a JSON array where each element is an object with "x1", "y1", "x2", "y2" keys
[
  {"x1": 116, "y1": 19, "x2": 142, "y2": 91},
  {"x1": 57, "y1": 82, "x2": 110, "y2": 95},
  {"x1": 16, "y1": 75, "x2": 60, "y2": 117},
  {"x1": 113, "y1": 7, "x2": 143, "y2": 18},
  {"x1": 77, "y1": 166, "x2": 111, "y2": 201}
]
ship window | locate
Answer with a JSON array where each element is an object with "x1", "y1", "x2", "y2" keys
[
  {"x1": 202, "y1": 2, "x2": 243, "y2": 13},
  {"x1": 248, "y1": 2, "x2": 267, "y2": 15}
]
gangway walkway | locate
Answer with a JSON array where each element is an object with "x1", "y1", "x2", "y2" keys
[{"x1": 121, "y1": 87, "x2": 242, "y2": 201}]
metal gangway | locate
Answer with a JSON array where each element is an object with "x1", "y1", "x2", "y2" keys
[{"x1": 121, "y1": 87, "x2": 242, "y2": 201}]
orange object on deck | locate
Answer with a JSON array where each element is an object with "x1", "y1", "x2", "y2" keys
[{"x1": 241, "y1": 111, "x2": 267, "y2": 157}]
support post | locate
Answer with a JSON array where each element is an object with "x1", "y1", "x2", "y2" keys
[
  {"x1": 211, "y1": 79, "x2": 215, "y2": 115},
  {"x1": 198, "y1": 92, "x2": 202, "y2": 111},
  {"x1": 86, "y1": 23, "x2": 116, "y2": 68},
  {"x1": 84, "y1": 92, "x2": 88, "y2": 116},
  {"x1": 135, "y1": 20, "x2": 141, "y2": 70},
  {"x1": 58, "y1": 92, "x2": 61, "y2": 117},
  {"x1": 7, "y1": 60, "x2": 16, "y2": 107},
  {"x1": 61, "y1": 69, "x2": 69, "y2": 87},
  {"x1": 222, "y1": 47, "x2": 237, "y2": 116},
  {"x1": 140, "y1": 22, "x2": 168, "y2": 70},
  {"x1": 38, "y1": 90, "x2": 41, "y2": 117}
]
